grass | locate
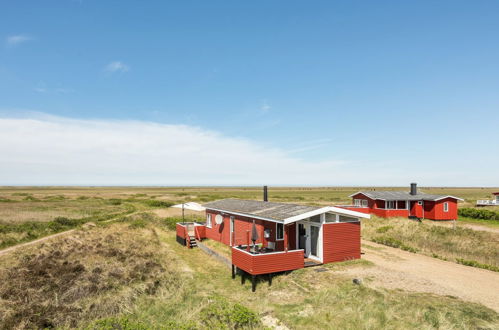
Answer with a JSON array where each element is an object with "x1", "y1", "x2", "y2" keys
[
  {"x1": 1, "y1": 186, "x2": 499, "y2": 328},
  {"x1": 363, "y1": 216, "x2": 499, "y2": 270},
  {"x1": 0, "y1": 213, "x2": 497, "y2": 329},
  {"x1": 458, "y1": 215, "x2": 499, "y2": 227}
]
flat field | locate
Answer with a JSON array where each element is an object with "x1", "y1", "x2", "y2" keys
[{"x1": 0, "y1": 186, "x2": 498, "y2": 329}]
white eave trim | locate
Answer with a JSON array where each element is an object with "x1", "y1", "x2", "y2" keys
[
  {"x1": 283, "y1": 206, "x2": 370, "y2": 224},
  {"x1": 348, "y1": 191, "x2": 371, "y2": 198},
  {"x1": 432, "y1": 195, "x2": 464, "y2": 201}
]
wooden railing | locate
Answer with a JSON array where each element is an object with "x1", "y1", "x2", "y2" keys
[{"x1": 232, "y1": 246, "x2": 304, "y2": 275}]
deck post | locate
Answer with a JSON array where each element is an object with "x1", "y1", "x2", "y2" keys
[
  {"x1": 252, "y1": 275, "x2": 256, "y2": 292},
  {"x1": 231, "y1": 264, "x2": 235, "y2": 279},
  {"x1": 241, "y1": 271, "x2": 245, "y2": 285},
  {"x1": 268, "y1": 273, "x2": 272, "y2": 286}
]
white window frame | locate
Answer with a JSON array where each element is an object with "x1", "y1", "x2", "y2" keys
[
  {"x1": 276, "y1": 223, "x2": 284, "y2": 241},
  {"x1": 206, "y1": 214, "x2": 212, "y2": 228},
  {"x1": 443, "y1": 202, "x2": 449, "y2": 212},
  {"x1": 354, "y1": 199, "x2": 361, "y2": 207},
  {"x1": 361, "y1": 199, "x2": 368, "y2": 208},
  {"x1": 387, "y1": 201, "x2": 395, "y2": 209}
]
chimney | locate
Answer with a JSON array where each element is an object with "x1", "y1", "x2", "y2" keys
[
  {"x1": 410, "y1": 183, "x2": 417, "y2": 195},
  {"x1": 263, "y1": 186, "x2": 268, "y2": 202}
]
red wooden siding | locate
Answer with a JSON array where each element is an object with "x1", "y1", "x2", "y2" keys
[
  {"x1": 424, "y1": 198, "x2": 458, "y2": 220},
  {"x1": 322, "y1": 222, "x2": 361, "y2": 263},
  {"x1": 351, "y1": 193, "x2": 376, "y2": 209},
  {"x1": 195, "y1": 225, "x2": 206, "y2": 239},
  {"x1": 205, "y1": 209, "x2": 288, "y2": 250},
  {"x1": 232, "y1": 248, "x2": 304, "y2": 275},
  {"x1": 176, "y1": 223, "x2": 187, "y2": 239}
]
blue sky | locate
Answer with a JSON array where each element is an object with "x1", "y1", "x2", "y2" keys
[{"x1": 1, "y1": 1, "x2": 498, "y2": 186}]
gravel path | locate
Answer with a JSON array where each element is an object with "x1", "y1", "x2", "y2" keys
[{"x1": 349, "y1": 240, "x2": 499, "y2": 312}]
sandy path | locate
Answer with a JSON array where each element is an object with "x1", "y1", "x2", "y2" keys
[{"x1": 352, "y1": 240, "x2": 499, "y2": 312}]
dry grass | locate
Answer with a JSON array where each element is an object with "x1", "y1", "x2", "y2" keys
[
  {"x1": 0, "y1": 199, "x2": 130, "y2": 224},
  {"x1": 362, "y1": 217, "x2": 499, "y2": 268},
  {"x1": 0, "y1": 219, "x2": 182, "y2": 329}
]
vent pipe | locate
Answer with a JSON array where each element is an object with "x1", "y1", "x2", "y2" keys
[
  {"x1": 263, "y1": 186, "x2": 268, "y2": 202},
  {"x1": 410, "y1": 183, "x2": 417, "y2": 195}
]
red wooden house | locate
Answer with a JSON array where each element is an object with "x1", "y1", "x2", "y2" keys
[
  {"x1": 176, "y1": 198, "x2": 369, "y2": 290},
  {"x1": 344, "y1": 183, "x2": 462, "y2": 220}
]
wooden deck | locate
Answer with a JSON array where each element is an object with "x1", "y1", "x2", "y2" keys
[{"x1": 304, "y1": 258, "x2": 322, "y2": 267}]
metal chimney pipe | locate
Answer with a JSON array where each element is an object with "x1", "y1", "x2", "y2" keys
[
  {"x1": 410, "y1": 183, "x2": 417, "y2": 195},
  {"x1": 263, "y1": 186, "x2": 268, "y2": 202}
]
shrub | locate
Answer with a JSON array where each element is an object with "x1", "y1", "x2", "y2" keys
[
  {"x1": 456, "y1": 258, "x2": 499, "y2": 272},
  {"x1": 143, "y1": 200, "x2": 174, "y2": 208},
  {"x1": 372, "y1": 236, "x2": 419, "y2": 253},
  {"x1": 23, "y1": 195, "x2": 40, "y2": 201},
  {"x1": 376, "y1": 225, "x2": 393, "y2": 234},
  {"x1": 200, "y1": 296, "x2": 260, "y2": 329},
  {"x1": 0, "y1": 197, "x2": 14, "y2": 203},
  {"x1": 108, "y1": 199, "x2": 122, "y2": 205},
  {"x1": 458, "y1": 208, "x2": 499, "y2": 221}
]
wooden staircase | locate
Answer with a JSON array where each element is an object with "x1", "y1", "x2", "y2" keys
[{"x1": 188, "y1": 236, "x2": 197, "y2": 248}]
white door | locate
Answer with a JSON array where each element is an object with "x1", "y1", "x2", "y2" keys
[{"x1": 304, "y1": 223, "x2": 311, "y2": 257}]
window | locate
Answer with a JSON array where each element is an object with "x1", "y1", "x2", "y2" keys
[
  {"x1": 354, "y1": 199, "x2": 362, "y2": 207},
  {"x1": 443, "y1": 202, "x2": 449, "y2": 212},
  {"x1": 276, "y1": 223, "x2": 284, "y2": 240},
  {"x1": 387, "y1": 201, "x2": 395, "y2": 209},
  {"x1": 362, "y1": 200, "x2": 368, "y2": 208},
  {"x1": 206, "y1": 214, "x2": 212, "y2": 228},
  {"x1": 339, "y1": 215, "x2": 359, "y2": 222}
]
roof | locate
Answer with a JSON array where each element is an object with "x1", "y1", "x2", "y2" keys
[
  {"x1": 349, "y1": 191, "x2": 463, "y2": 201},
  {"x1": 203, "y1": 199, "x2": 370, "y2": 224}
]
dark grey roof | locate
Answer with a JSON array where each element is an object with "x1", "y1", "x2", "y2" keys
[
  {"x1": 353, "y1": 191, "x2": 460, "y2": 201},
  {"x1": 203, "y1": 199, "x2": 321, "y2": 221}
]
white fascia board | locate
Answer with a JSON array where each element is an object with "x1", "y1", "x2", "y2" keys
[
  {"x1": 283, "y1": 206, "x2": 370, "y2": 224},
  {"x1": 348, "y1": 191, "x2": 365, "y2": 198},
  {"x1": 205, "y1": 207, "x2": 283, "y2": 224},
  {"x1": 327, "y1": 206, "x2": 371, "y2": 219},
  {"x1": 432, "y1": 195, "x2": 464, "y2": 202},
  {"x1": 283, "y1": 207, "x2": 332, "y2": 224}
]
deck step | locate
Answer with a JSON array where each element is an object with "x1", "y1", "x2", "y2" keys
[{"x1": 189, "y1": 238, "x2": 197, "y2": 248}]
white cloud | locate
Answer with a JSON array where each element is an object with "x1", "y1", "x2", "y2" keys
[
  {"x1": 5, "y1": 34, "x2": 32, "y2": 47},
  {"x1": 0, "y1": 114, "x2": 490, "y2": 186},
  {"x1": 104, "y1": 61, "x2": 129, "y2": 73},
  {"x1": 0, "y1": 114, "x2": 360, "y2": 185}
]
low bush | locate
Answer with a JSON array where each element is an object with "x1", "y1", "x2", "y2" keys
[
  {"x1": 0, "y1": 197, "x2": 14, "y2": 203},
  {"x1": 372, "y1": 236, "x2": 419, "y2": 253},
  {"x1": 200, "y1": 296, "x2": 260, "y2": 329},
  {"x1": 23, "y1": 195, "x2": 40, "y2": 201},
  {"x1": 458, "y1": 208, "x2": 499, "y2": 221},
  {"x1": 376, "y1": 225, "x2": 393, "y2": 234},
  {"x1": 456, "y1": 258, "x2": 499, "y2": 272},
  {"x1": 143, "y1": 200, "x2": 174, "y2": 208},
  {"x1": 108, "y1": 198, "x2": 122, "y2": 205}
]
